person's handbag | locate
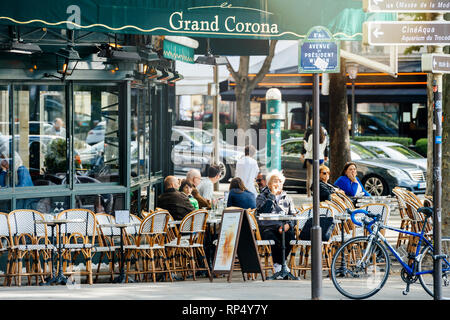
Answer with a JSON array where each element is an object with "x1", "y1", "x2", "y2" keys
[{"x1": 299, "y1": 216, "x2": 335, "y2": 242}]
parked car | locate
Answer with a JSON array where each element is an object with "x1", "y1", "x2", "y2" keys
[
  {"x1": 359, "y1": 141, "x2": 426, "y2": 171},
  {"x1": 196, "y1": 112, "x2": 232, "y2": 124},
  {"x1": 171, "y1": 126, "x2": 244, "y2": 182},
  {"x1": 257, "y1": 138, "x2": 426, "y2": 196},
  {"x1": 86, "y1": 121, "x2": 106, "y2": 145}
]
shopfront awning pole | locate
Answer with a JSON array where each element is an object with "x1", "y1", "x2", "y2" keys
[{"x1": 213, "y1": 64, "x2": 220, "y2": 191}]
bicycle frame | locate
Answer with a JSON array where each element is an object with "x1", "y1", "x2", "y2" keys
[{"x1": 362, "y1": 216, "x2": 450, "y2": 277}]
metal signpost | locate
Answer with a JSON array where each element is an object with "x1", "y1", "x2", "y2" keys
[
  {"x1": 299, "y1": 26, "x2": 340, "y2": 300},
  {"x1": 364, "y1": 0, "x2": 450, "y2": 12},
  {"x1": 363, "y1": 21, "x2": 450, "y2": 46}
]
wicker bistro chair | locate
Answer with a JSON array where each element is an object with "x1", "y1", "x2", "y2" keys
[
  {"x1": 124, "y1": 210, "x2": 173, "y2": 282},
  {"x1": 165, "y1": 209, "x2": 211, "y2": 280},
  {"x1": 0, "y1": 212, "x2": 14, "y2": 285},
  {"x1": 393, "y1": 187, "x2": 412, "y2": 248},
  {"x1": 288, "y1": 206, "x2": 336, "y2": 279},
  {"x1": 246, "y1": 210, "x2": 275, "y2": 279},
  {"x1": 7, "y1": 209, "x2": 55, "y2": 286},
  {"x1": 56, "y1": 209, "x2": 97, "y2": 285},
  {"x1": 93, "y1": 214, "x2": 121, "y2": 282}
]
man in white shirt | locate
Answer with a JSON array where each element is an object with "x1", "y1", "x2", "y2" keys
[
  {"x1": 235, "y1": 145, "x2": 259, "y2": 196},
  {"x1": 197, "y1": 165, "x2": 221, "y2": 201}
]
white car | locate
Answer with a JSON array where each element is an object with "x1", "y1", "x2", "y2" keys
[
  {"x1": 360, "y1": 141, "x2": 427, "y2": 171},
  {"x1": 86, "y1": 121, "x2": 106, "y2": 145}
]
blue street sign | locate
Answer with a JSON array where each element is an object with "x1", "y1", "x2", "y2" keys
[{"x1": 299, "y1": 26, "x2": 340, "y2": 73}]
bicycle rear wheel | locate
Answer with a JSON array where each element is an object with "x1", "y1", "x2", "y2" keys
[
  {"x1": 331, "y1": 236, "x2": 390, "y2": 299},
  {"x1": 418, "y1": 245, "x2": 450, "y2": 298}
]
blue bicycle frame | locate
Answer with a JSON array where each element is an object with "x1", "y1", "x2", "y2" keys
[{"x1": 351, "y1": 209, "x2": 450, "y2": 277}]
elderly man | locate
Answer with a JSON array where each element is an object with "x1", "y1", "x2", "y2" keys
[
  {"x1": 45, "y1": 118, "x2": 66, "y2": 137},
  {"x1": 157, "y1": 176, "x2": 194, "y2": 220},
  {"x1": 186, "y1": 169, "x2": 210, "y2": 209}
]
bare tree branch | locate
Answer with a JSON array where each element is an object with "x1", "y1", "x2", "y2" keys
[
  {"x1": 249, "y1": 40, "x2": 278, "y2": 89},
  {"x1": 226, "y1": 61, "x2": 240, "y2": 82}
]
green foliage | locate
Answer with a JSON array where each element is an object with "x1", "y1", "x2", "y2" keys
[
  {"x1": 352, "y1": 136, "x2": 413, "y2": 147},
  {"x1": 415, "y1": 138, "x2": 428, "y2": 157},
  {"x1": 44, "y1": 138, "x2": 66, "y2": 174},
  {"x1": 281, "y1": 130, "x2": 303, "y2": 140}
]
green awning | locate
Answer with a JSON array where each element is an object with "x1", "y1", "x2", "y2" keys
[
  {"x1": 163, "y1": 40, "x2": 194, "y2": 63},
  {"x1": 327, "y1": 8, "x2": 396, "y2": 41},
  {"x1": 0, "y1": 0, "x2": 363, "y2": 40}
]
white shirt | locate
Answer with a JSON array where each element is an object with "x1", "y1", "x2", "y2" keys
[
  {"x1": 235, "y1": 156, "x2": 259, "y2": 196},
  {"x1": 304, "y1": 134, "x2": 327, "y2": 160},
  {"x1": 197, "y1": 178, "x2": 214, "y2": 201}
]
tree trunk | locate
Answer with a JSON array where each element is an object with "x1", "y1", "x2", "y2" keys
[
  {"x1": 235, "y1": 90, "x2": 251, "y2": 132},
  {"x1": 329, "y1": 57, "x2": 351, "y2": 183},
  {"x1": 442, "y1": 47, "x2": 450, "y2": 237}
]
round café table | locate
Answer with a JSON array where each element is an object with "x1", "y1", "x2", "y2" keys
[
  {"x1": 100, "y1": 222, "x2": 140, "y2": 283},
  {"x1": 36, "y1": 218, "x2": 85, "y2": 285}
]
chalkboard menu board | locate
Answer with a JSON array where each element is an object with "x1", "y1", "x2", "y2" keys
[{"x1": 211, "y1": 208, "x2": 264, "y2": 282}]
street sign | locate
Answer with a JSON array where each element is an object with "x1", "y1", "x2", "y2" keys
[
  {"x1": 364, "y1": 0, "x2": 450, "y2": 12},
  {"x1": 422, "y1": 54, "x2": 450, "y2": 73},
  {"x1": 364, "y1": 21, "x2": 450, "y2": 45},
  {"x1": 299, "y1": 26, "x2": 340, "y2": 73}
]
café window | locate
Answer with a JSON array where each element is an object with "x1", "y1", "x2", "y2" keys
[
  {"x1": 15, "y1": 195, "x2": 70, "y2": 213},
  {"x1": 12, "y1": 85, "x2": 66, "y2": 187},
  {"x1": 131, "y1": 86, "x2": 150, "y2": 182},
  {"x1": 73, "y1": 84, "x2": 120, "y2": 184},
  {"x1": 75, "y1": 193, "x2": 125, "y2": 215}
]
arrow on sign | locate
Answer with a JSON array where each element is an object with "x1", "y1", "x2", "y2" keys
[
  {"x1": 433, "y1": 58, "x2": 437, "y2": 68},
  {"x1": 373, "y1": 0, "x2": 384, "y2": 5},
  {"x1": 373, "y1": 28, "x2": 384, "y2": 38}
]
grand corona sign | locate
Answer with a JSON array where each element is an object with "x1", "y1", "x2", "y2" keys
[{"x1": 169, "y1": 11, "x2": 279, "y2": 35}]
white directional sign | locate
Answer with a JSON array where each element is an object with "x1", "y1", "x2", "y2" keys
[
  {"x1": 364, "y1": 0, "x2": 450, "y2": 12},
  {"x1": 422, "y1": 54, "x2": 450, "y2": 73},
  {"x1": 364, "y1": 21, "x2": 450, "y2": 45}
]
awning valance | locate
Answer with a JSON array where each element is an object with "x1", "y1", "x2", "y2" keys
[{"x1": 0, "y1": 0, "x2": 363, "y2": 40}]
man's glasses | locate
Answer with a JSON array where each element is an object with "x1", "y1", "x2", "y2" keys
[
  {"x1": 256, "y1": 179, "x2": 263, "y2": 182},
  {"x1": 320, "y1": 172, "x2": 330, "y2": 175}
]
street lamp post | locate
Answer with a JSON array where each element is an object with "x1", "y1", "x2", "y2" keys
[
  {"x1": 263, "y1": 88, "x2": 283, "y2": 172},
  {"x1": 346, "y1": 63, "x2": 358, "y2": 137}
]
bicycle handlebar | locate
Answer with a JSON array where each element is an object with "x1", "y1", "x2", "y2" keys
[{"x1": 346, "y1": 208, "x2": 382, "y2": 228}]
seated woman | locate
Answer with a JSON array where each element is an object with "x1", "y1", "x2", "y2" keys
[
  {"x1": 179, "y1": 179, "x2": 199, "y2": 210},
  {"x1": 334, "y1": 162, "x2": 370, "y2": 198},
  {"x1": 226, "y1": 177, "x2": 256, "y2": 209},
  {"x1": 0, "y1": 152, "x2": 33, "y2": 188},
  {"x1": 255, "y1": 170, "x2": 296, "y2": 273},
  {"x1": 311, "y1": 165, "x2": 345, "y2": 202}
]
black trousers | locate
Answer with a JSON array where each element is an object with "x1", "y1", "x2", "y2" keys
[{"x1": 261, "y1": 226, "x2": 295, "y2": 265}]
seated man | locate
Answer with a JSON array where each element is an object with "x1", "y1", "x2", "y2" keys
[
  {"x1": 186, "y1": 169, "x2": 211, "y2": 209},
  {"x1": 157, "y1": 176, "x2": 194, "y2": 220},
  {"x1": 197, "y1": 165, "x2": 221, "y2": 202}
]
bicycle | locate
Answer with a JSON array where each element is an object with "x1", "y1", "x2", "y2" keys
[{"x1": 330, "y1": 207, "x2": 450, "y2": 299}]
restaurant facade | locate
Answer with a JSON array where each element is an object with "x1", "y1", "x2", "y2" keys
[{"x1": 0, "y1": 0, "x2": 370, "y2": 216}]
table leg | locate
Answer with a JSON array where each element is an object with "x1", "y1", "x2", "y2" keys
[
  {"x1": 268, "y1": 225, "x2": 299, "y2": 280},
  {"x1": 41, "y1": 225, "x2": 57, "y2": 286},
  {"x1": 114, "y1": 227, "x2": 126, "y2": 283},
  {"x1": 336, "y1": 220, "x2": 349, "y2": 277}
]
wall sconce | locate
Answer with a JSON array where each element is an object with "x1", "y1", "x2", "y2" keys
[
  {"x1": 168, "y1": 71, "x2": 183, "y2": 83},
  {"x1": 98, "y1": 43, "x2": 140, "y2": 62},
  {"x1": 157, "y1": 69, "x2": 172, "y2": 81},
  {"x1": 44, "y1": 44, "x2": 81, "y2": 81}
]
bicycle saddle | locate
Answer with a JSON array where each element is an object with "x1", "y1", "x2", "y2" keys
[{"x1": 418, "y1": 206, "x2": 433, "y2": 218}]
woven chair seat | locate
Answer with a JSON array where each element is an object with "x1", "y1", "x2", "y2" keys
[
  {"x1": 124, "y1": 244, "x2": 165, "y2": 250},
  {"x1": 92, "y1": 245, "x2": 120, "y2": 253},
  {"x1": 290, "y1": 239, "x2": 332, "y2": 246},
  {"x1": 17, "y1": 244, "x2": 56, "y2": 251},
  {"x1": 62, "y1": 243, "x2": 93, "y2": 250},
  {"x1": 256, "y1": 240, "x2": 275, "y2": 246},
  {"x1": 165, "y1": 239, "x2": 203, "y2": 248},
  {"x1": 330, "y1": 234, "x2": 353, "y2": 243}
]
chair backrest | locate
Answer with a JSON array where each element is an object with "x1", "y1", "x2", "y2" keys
[
  {"x1": 179, "y1": 209, "x2": 208, "y2": 234},
  {"x1": 125, "y1": 214, "x2": 142, "y2": 235},
  {"x1": 139, "y1": 211, "x2": 170, "y2": 235},
  {"x1": 246, "y1": 210, "x2": 262, "y2": 240},
  {"x1": 57, "y1": 209, "x2": 97, "y2": 239},
  {"x1": 95, "y1": 213, "x2": 121, "y2": 237},
  {"x1": 8, "y1": 209, "x2": 47, "y2": 239},
  {"x1": 358, "y1": 203, "x2": 390, "y2": 226},
  {"x1": 0, "y1": 212, "x2": 11, "y2": 248}
]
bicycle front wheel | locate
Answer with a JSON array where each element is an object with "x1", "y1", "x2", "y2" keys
[
  {"x1": 418, "y1": 245, "x2": 450, "y2": 298},
  {"x1": 331, "y1": 236, "x2": 390, "y2": 299}
]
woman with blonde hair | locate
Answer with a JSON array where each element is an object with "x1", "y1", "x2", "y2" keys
[{"x1": 255, "y1": 169, "x2": 296, "y2": 273}]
